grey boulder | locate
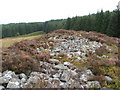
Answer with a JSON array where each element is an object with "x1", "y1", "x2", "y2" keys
[{"x1": 53, "y1": 64, "x2": 68, "y2": 70}]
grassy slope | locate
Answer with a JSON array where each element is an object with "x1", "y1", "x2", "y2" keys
[
  {"x1": 16, "y1": 31, "x2": 45, "y2": 38},
  {"x1": 0, "y1": 31, "x2": 44, "y2": 48}
]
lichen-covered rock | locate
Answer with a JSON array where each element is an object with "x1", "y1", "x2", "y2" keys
[
  {"x1": 49, "y1": 59, "x2": 60, "y2": 64},
  {"x1": 19, "y1": 73, "x2": 27, "y2": 80},
  {"x1": 51, "y1": 78, "x2": 61, "y2": 87},
  {"x1": 83, "y1": 69, "x2": 94, "y2": 76},
  {"x1": 1, "y1": 76, "x2": 10, "y2": 84},
  {"x1": 53, "y1": 73, "x2": 61, "y2": 78},
  {"x1": 69, "y1": 69, "x2": 78, "y2": 77},
  {"x1": 0, "y1": 77, "x2": 3, "y2": 83},
  {"x1": 84, "y1": 81, "x2": 101, "y2": 88},
  {"x1": 7, "y1": 81, "x2": 20, "y2": 88},
  {"x1": 60, "y1": 70, "x2": 71, "y2": 82},
  {"x1": 23, "y1": 82, "x2": 33, "y2": 88},
  {"x1": 80, "y1": 69, "x2": 94, "y2": 82},
  {"x1": 53, "y1": 64, "x2": 68, "y2": 70},
  {"x1": 23, "y1": 76, "x2": 40, "y2": 88},
  {"x1": 59, "y1": 82, "x2": 69, "y2": 88},
  {"x1": 105, "y1": 76, "x2": 112, "y2": 82},
  {"x1": 27, "y1": 76, "x2": 40, "y2": 84},
  {"x1": 39, "y1": 73, "x2": 50, "y2": 80},
  {"x1": 21, "y1": 78, "x2": 26, "y2": 83},
  {"x1": 64, "y1": 62, "x2": 73, "y2": 67},
  {"x1": 3, "y1": 71, "x2": 14, "y2": 79},
  {"x1": 30, "y1": 72, "x2": 41, "y2": 77}
]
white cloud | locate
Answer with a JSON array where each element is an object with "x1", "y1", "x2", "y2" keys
[{"x1": 0, "y1": 0, "x2": 119, "y2": 24}]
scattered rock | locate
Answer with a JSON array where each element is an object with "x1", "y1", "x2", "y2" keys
[
  {"x1": 21, "y1": 78, "x2": 26, "y2": 83},
  {"x1": 30, "y1": 72, "x2": 40, "y2": 77},
  {"x1": 49, "y1": 59, "x2": 60, "y2": 64},
  {"x1": 85, "y1": 81, "x2": 101, "y2": 88},
  {"x1": 27, "y1": 76, "x2": 40, "y2": 84},
  {"x1": 7, "y1": 81, "x2": 20, "y2": 88},
  {"x1": 83, "y1": 69, "x2": 94, "y2": 76},
  {"x1": 1, "y1": 77, "x2": 10, "y2": 84},
  {"x1": 70, "y1": 81, "x2": 81, "y2": 88},
  {"x1": 80, "y1": 69, "x2": 94, "y2": 82},
  {"x1": 10, "y1": 78, "x2": 20, "y2": 83},
  {"x1": 53, "y1": 64, "x2": 68, "y2": 70},
  {"x1": 3, "y1": 71, "x2": 13, "y2": 80},
  {"x1": 51, "y1": 78, "x2": 60, "y2": 86},
  {"x1": 19, "y1": 73, "x2": 27, "y2": 80},
  {"x1": 60, "y1": 70, "x2": 70, "y2": 82},
  {"x1": 1, "y1": 60, "x2": 101, "y2": 89},
  {"x1": 105, "y1": 76, "x2": 112, "y2": 82},
  {"x1": 77, "y1": 57, "x2": 83, "y2": 60},
  {"x1": 68, "y1": 79, "x2": 74, "y2": 84},
  {"x1": 39, "y1": 73, "x2": 49, "y2": 80},
  {"x1": 23, "y1": 82, "x2": 33, "y2": 88},
  {"x1": 22, "y1": 76, "x2": 40, "y2": 88},
  {"x1": 80, "y1": 73, "x2": 88, "y2": 82},
  {"x1": 64, "y1": 62, "x2": 72, "y2": 67},
  {"x1": 54, "y1": 48, "x2": 61, "y2": 52},
  {"x1": 0, "y1": 85, "x2": 5, "y2": 89},
  {"x1": 53, "y1": 73, "x2": 61, "y2": 78},
  {"x1": 59, "y1": 82, "x2": 69, "y2": 88},
  {"x1": 68, "y1": 69, "x2": 77, "y2": 77},
  {"x1": 102, "y1": 55, "x2": 108, "y2": 58}
]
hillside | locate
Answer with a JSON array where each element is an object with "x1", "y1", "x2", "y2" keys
[{"x1": 1, "y1": 29, "x2": 120, "y2": 89}]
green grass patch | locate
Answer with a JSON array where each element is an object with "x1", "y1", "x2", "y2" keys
[
  {"x1": 1, "y1": 31, "x2": 44, "y2": 48},
  {"x1": 16, "y1": 31, "x2": 45, "y2": 38}
]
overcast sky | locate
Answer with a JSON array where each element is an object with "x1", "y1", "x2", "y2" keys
[{"x1": 0, "y1": 0, "x2": 119, "y2": 24}]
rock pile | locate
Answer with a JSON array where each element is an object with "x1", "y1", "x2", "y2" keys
[
  {"x1": 38, "y1": 35, "x2": 102, "y2": 60},
  {"x1": 1, "y1": 30, "x2": 107, "y2": 88},
  {"x1": 0, "y1": 59, "x2": 101, "y2": 88}
]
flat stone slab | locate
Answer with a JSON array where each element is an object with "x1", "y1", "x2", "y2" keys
[{"x1": 53, "y1": 64, "x2": 68, "y2": 70}]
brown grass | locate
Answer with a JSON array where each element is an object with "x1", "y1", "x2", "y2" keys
[{"x1": 0, "y1": 35, "x2": 41, "y2": 48}]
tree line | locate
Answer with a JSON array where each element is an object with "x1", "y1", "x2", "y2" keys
[{"x1": 2, "y1": 9, "x2": 120, "y2": 38}]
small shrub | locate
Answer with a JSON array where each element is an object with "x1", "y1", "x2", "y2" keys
[
  {"x1": 81, "y1": 31, "x2": 120, "y2": 46},
  {"x1": 95, "y1": 45, "x2": 109, "y2": 56},
  {"x1": 34, "y1": 79, "x2": 51, "y2": 88},
  {"x1": 72, "y1": 60, "x2": 87, "y2": 70},
  {"x1": 2, "y1": 49, "x2": 10, "y2": 55},
  {"x1": 57, "y1": 53, "x2": 67, "y2": 58},
  {"x1": 29, "y1": 49, "x2": 38, "y2": 55},
  {"x1": 85, "y1": 57, "x2": 115, "y2": 75},
  {"x1": 88, "y1": 75, "x2": 106, "y2": 86},
  {"x1": 49, "y1": 42, "x2": 54, "y2": 47},
  {"x1": 2, "y1": 50, "x2": 40, "y2": 74},
  {"x1": 86, "y1": 51, "x2": 95, "y2": 57},
  {"x1": 35, "y1": 53, "x2": 50, "y2": 62},
  {"x1": 59, "y1": 58, "x2": 71, "y2": 63},
  {"x1": 104, "y1": 66, "x2": 120, "y2": 89},
  {"x1": 110, "y1": 59, "x2": 120, "y2": 67},
  {"x1": 51, "y1": 29, "x2": 76, "y2": 36}
]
